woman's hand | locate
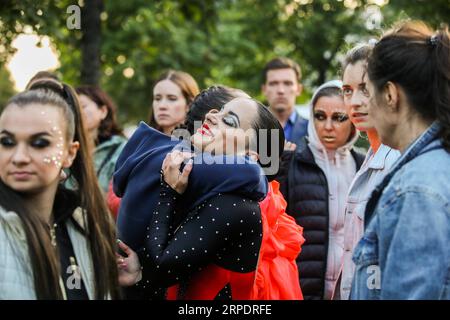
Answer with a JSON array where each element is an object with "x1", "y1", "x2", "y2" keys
[
  {"x1": 117, "y1": 240, "x2": 142, "y2": 287},
  {"x1": 284, "y1": 140, "x2": 297, "y2": 151},
  {"x1": 161, "y1": 151, "x2": 194, "y2": 194}
]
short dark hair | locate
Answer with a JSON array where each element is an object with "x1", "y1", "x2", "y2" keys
[
  {"x1": 262, "y1": 57, "x2": 302, "y2": 84},
  {"x1": 251, "y1": 100, "x2": 285, "y2": 181}
]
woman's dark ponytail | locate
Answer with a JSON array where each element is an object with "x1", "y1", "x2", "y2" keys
[{"x1": 432, "y1": 27, "x2": 450, "y2": 151}]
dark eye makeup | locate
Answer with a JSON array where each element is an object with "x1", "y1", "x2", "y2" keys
[
  {"x1": 0, "y1": 133, "x2": 52, "y2": 149},
  {"x1": 0, "y1": 136, "x2": 15, "y2": 147},
  {"x1": 31, "y1": 138, "x2": 51, "y2": 148},
  {"x1": 313, "y1": 111, "x2": 349, "y2": 123}
]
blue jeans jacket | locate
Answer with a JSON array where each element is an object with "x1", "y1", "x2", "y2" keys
[{"x1": 351, "y1": 122, "x2": 450, "y2": 300}]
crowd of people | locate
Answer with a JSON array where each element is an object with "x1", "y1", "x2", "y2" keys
[{"x1": 0, "y1": 20, "x2": 448, "y2": 300}]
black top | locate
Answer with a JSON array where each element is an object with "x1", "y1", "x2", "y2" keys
[
  {"x1": 53, "y1": 188, "x2": 89, "y2": 300},
  {"x1": 133, "y1": 182, "x2": 262, "y2": 299}
]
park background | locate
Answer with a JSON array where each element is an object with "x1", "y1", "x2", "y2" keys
[{"x1": 0, "y1": 0, "x2": 448, "y2": 134}]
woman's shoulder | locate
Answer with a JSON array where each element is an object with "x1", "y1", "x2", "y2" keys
[
  {"x1": 0, "y1": 206, "x2": 26, "y2": 246},
  {"x1": 0, "y1": 206, "x2": 22, "y2": 229},
  {"x1": 96, "y1": 135, "x2": 128, "y2": 154}
]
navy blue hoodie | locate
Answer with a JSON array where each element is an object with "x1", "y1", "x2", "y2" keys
[{"x1": 113, "y1": 122, "x2": 268, "y2": 250}]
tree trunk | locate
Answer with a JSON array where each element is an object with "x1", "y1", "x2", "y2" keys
[
  {"x1": 317, "y1": 69, "x2": 326, "y2": 87},
  {"x1": 81, "y1": 0, "x2": 103, "y2": 85}
]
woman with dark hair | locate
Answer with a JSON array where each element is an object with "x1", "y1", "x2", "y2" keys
[
  {"x1": 148, "y1": 70, "x2": 200, "y2": 135},
  {"x1": 76, "y1": 86, "x2": 127, "y2": 193},
  {"x1": 106, "y1": 85, "x2": 249, "y2": 220},
  {"x1": 114, "y1": 94, "x2": 294, "y2": 299},
  {"x1": 182, "y1": 85, "x2": 249, "y2": 135},
  {"x1": 351, "y1": 21, "x2": 450, "y2": 299},
  {"x1": 0, "y1": 77, "x2": 120, "y2": 299},
  {"x1": 338, "y1": 44, "x2": 400, "y2": 300}
]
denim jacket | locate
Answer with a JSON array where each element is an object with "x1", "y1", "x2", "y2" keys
[{"x1": 350, "y1": 122, "x2": 450, "y2": 300}]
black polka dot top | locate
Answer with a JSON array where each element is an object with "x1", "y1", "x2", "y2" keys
[{"x1": 139, "y1": 181, "x2": 263, "y2": 292}]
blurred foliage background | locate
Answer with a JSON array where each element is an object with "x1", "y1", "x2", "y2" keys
[{"x1": 0, "y1": 0, "x2": 448, "y2": 125}]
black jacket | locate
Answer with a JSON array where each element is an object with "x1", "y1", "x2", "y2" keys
[{"x1": 278, "y1": 137, "x2": 364, "y2": 300}]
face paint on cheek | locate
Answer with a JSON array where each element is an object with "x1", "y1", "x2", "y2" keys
[
  {"x1": 54, "y1": 135, "x2": 65, "y2": 168},
  {"x1": 47, "y1": 125, "x2": 65, "y2": 168}
]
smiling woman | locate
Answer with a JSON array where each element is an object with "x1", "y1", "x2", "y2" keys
[
  {"x1": 114, "y1": 92, "x2": 288, "y2": 300},
  {"x1": 191, "y1": 97, "x2": 258, "y2": 157}
]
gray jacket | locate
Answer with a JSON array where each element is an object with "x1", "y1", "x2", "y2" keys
[{"x1": 0, "y1": 207, "x2": 97, "y2": 300}]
